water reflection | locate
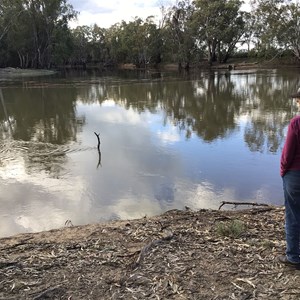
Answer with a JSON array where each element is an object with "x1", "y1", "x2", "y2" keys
[{"x1": 0, "y1": 69, "x2": 300, "y2": 237}]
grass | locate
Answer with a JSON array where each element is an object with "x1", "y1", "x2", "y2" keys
[{"x1": 216, "y1": 219, "x2": 246, "y2": 238}]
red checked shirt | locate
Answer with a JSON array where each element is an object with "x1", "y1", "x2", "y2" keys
[{"x1": 281, "y1": 115, "x2": 300, "y2": 177}]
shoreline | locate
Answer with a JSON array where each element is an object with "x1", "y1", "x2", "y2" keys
[
  {"x1": 1, "y1": 57, "x2": 300, "y2": 77},
  {"x1": 1, "y1": 205, "x2": 299, "y2": 299}
]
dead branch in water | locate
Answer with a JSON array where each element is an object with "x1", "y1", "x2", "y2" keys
[
  {"x1": 94, "y1": 132, "x2": 101, "y2": 150},
  {"x1": 219, "y1": 201, "x2": 270, "y2": 210},
  {"x1": 96, "y1": 150, "x2": 102, "y2": 168},
  {"x1": 94, "y1": 132, "x2": 102, "y2": 168}
]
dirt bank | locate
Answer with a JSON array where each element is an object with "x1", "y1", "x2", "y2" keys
[
  {"x1": 0, "y1": 68, "x2": 56, "y2": 77},
  {"x1": 1, "y1": 205, "x2": 299, "y2": 299}
]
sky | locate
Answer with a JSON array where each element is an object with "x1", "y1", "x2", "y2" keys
[
  {"x1": 68, "y1": 0, "x2": 251, "y2": 29},
  {"x1": 68, "y1": 0, "x2": 174, "y2": 29}
]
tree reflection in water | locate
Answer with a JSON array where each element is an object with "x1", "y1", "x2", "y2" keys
[
  {"x1": 0, "y1": 69, "x2": 298, "y2": 176},
  {"x1": 80, "y1": 69, "x2": 298, "y2": 154},
  {"x1": 0, "y1": 69, "x2": 300, "y2": 236},
  {"x1": 0, "y1": 86, "x2": 85, "y2": 178}
]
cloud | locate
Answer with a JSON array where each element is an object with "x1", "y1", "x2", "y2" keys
[
  {"x1": 157, "y1": 127, "x2": 180, "y2": 144},
  {"x1": 68, "y1": 0, "x2": 250, "y2": 28},
  {"x1": 68, "y1": 0, "x2": 167, "y2": 28}
]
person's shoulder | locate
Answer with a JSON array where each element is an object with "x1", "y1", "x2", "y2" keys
[
  {"x1": 290, "y1": 115, "x2": 300, "y2": 129},
  {"x1": 291, "y1": 115, "x2": 300, "y2": 122}
]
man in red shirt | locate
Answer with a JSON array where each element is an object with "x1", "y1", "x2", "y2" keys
[{"x1": 279, "y1": 89, "x2": 300, "y2": 267}]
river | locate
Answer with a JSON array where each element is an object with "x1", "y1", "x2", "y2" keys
[{"x1": 0, "y1": 68, "x2": 299, "y2": 237}]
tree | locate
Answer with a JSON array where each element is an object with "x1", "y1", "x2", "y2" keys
[
  {"x1": 105, "y1": 18, "x2": 162, "y2": 68},
  {"x1": 250, "y1": 0, "x2": 300, "y2": 60},
  {"x1": 88, "y1": 24, "x2": 107, "y2": 64},
  {"x1": 51, "y1": 23, "x2": 74, "y2": 66},
  {"x1": 0, "y1": 0, "x2": 26, "y2": 66},
  {"x1": 164, "y1": 0, "x2": 196, "y2": 69},
  {"x1": 23, "y1": 0, "x2": 77, "y2": 68},
  {"x1": 104, "y1": 24, "x2": 124, "y2": 64},
  {"x1": 0, "y1": 0, "x2": 77, "y2": 68},
  {"x1": 70, "y1": 26, "x2": 91, "y2": 67},
  {"x1": 193, "y1": 0, "x2": 246, "y2": 64}
]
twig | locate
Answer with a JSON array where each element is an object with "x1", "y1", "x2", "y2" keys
[{"x1": 219, "y1": 201, "x2": 270, "y2": 210}]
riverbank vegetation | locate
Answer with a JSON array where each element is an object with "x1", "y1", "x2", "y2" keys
[
  {"x1": 1, "y1": 206, "x2": 299, "y2": 299},
  {"x1": 1, "y1": 0, "x2": 300, "y2": 70}
]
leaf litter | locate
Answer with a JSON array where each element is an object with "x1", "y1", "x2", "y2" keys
[{"x1": 0, "y1": 206, "x2": 299, "y2": 299}]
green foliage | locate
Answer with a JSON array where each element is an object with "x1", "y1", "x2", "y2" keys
[
  {"x1": 216, "y1": 219, "x2": 246, "y2": 238},
  {"x1": 193, "y1": 0, "x2": 246, "y2": 63},
  {"x1": 250, "y1": 0, "x2": 300, "y2": 60},
  {"x1": 1, "y1": 0, "x2": 300, "y2": 68},
  {"x1": 0, "y1": 0, "x2": 77, "y2": 68},
  {"x1": 101, "y1": 17, "x2": 164, "y2": 67},
  {"x1": 164, "y1": 0, "x2": 196, "y2": 68}
]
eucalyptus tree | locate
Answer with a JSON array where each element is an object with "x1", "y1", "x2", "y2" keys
[
  {"x1": 143, "y1": 17, "x2": 164, "y2": 66},
  {"x1": 71, "y1": 26, "x2": 91, "y2": 66},
  {"x1": 51, "y1": 22, "x2": 74, "y2": 66},
  {"x1": 70, "y1": 24, "x2": 109, "y2": 66},
  {"x1": 0, "y1": 0, "x2": 76, "y2": 68},
  {"x1": 164, "y1": 0, "x2": 196, "y2": 69},
  {"x1": 250, "y1": 0, "x2": 300, "y2": 60},
  {"x1": 124, "y1": 18, "x2": 146, "y2": 67},
  {"x1": 107, "y1": 17, "x2": 162, "y2": 67},
  {"x1": 89, "y1": 24, "x2": 107, "y2": 64},
  {"x1": 119, "y1": 18, "x2": 147, "y2": 66},
  {"x1": 5, "y1": 7, "x2": 32, "y2": 68},
  {"x1": 0, "y1": 0, "x2": 26, "y2": 66},
  {"x1": 239, "y1": 11, "x2": 256, "y2": 52},
  {"x1": 193, "y1": 0, "x2": 246, "y2": 64},
  {"x1": 22, "y1": 0, "x2": 77, "y2": 68},
  {"x1": 104, "y1": 24, "x2": 123, "y2": 64},
  {"x1": 0, "y1": 0, "x2": 23, "y2": 42}
]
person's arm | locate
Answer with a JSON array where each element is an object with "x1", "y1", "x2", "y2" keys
[{"x1": 281, "y1": 121, "x2": 297, "y2": 177}]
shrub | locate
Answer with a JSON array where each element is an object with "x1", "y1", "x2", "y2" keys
[{"x1": 216, "y1": 219, "x2": 246, "y2": 238}]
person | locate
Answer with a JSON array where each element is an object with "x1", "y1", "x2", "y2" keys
[{"x1": 279, "y1": 88, "x2": 300, "y2": 267}]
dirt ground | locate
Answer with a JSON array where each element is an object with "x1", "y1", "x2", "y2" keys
[{"x1": 0, "y1": 205, "x2": 299, "y2": 300}]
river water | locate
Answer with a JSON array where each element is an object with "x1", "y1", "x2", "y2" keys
[{"x1": 0, "y1": 68, "x2": 299, "y2": 237}]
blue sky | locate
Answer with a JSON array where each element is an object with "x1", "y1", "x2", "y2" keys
[{"x1": 68, "y1": 0, "x2": 173, "y2": 28}]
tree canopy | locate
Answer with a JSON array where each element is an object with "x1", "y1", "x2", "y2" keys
[{"x1": 0, "y1": 0, "x2": 300, "y2": 69}]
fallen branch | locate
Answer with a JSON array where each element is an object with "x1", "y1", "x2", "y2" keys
[
  {"x1": 132, "y1": 232, "x2": 174, "y2": 269},
  {"x1": 0, "y1": 261, "x2": 21, "y2": 269},
  {"x1": 0, "y1": 237, "x2": 33, "y2": 251},
  {"x1": 32, "y1": 285, "x2": 65, "y2": 300},
  {"x1": 250, "y1": 207, "x2": 277, "y2": 214},
  {"x1": 219, "y1": 201, "x2": 270, "y2": 210}
]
